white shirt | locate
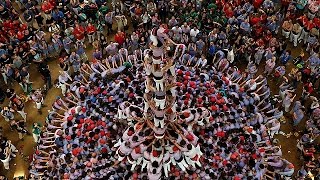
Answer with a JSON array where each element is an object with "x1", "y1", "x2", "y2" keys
[{"x1": 190, "y1": 29, "x2": 200, "y2": 37}]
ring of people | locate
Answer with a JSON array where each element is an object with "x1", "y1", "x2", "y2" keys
[{"x1": 0, "y1": 0, "x2": 320, "y2": 179}]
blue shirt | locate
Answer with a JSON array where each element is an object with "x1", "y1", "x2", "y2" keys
[
  {"x1": 267, "y1": 22, "x2": 277, "y2": 32},
  {"x1": 240, "y1": 22, "x2": 251, "y2": 32},
  {"x1": 52, "y1": 11, "x2": 64, "y2": 21},
  {"x1": 280, "y1": 53, "x2": 291, "y2": 64},
  {"x1": 309, "y1": 55, "x2": 320, "y2": 66},
  {"x1": 63, "y1": 37, "x2": 72, "y2": 49}
]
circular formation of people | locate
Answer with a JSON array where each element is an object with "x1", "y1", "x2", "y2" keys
[{"x1": 0, "y1": 0, "x2": 320, "y2": 179}]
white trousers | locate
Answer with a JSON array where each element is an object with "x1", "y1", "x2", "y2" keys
[
  {"x1": 153, "y1": 59, "x2": 161, "y2": 65},
  {"x1": 1, "y1": 156, "x2": 10, "y2": 170},
  {"x1": 290, "y1": 33, "x2": 300, "y2": 47},
  {"x1": 185, "y1": 156, "x2": 196, "y2": 168},
  {"x1": 144, "y1": 100, "x2": 149, "y2": 113},
  {"x1": 169, "y1": 65, "x2": 175, "y2": 76},
  {"x1": 9, "y1": 144, "x2": 17, "y2": 152},
  {"x1": 17, "y1": 110, "x2": 27, "y2": 121},
  {"x1": 154, "y1": 78, "x2": 164, "y2": 91},
  {"x1": 97, "y1": 31, "x2": 102, "y2": 40},
  {"x1": 117, "y1": 108, "x2": 126, "y2": 119},
  {"x1": 114, "y1": 139, "x2": 122, "y2": 148},
  {"x1": 170, "y1": 87, "x2": 176, "y2": 96},
  {"x1": 154, "y1": 117, "x2": 164, "y2": 128},
  {"x1": 141, "y1": 158, "x2": 150, "y2": 170},
  {"x1": 154, "y1": 98, "x2": 165, "y2": 109},
  {"x1": 88, "y1": 33, "x2": 95, "y2": 43},
  {"x1": 60, "y1": 83, "x2": 67, "y2": 95},
  {"x1": 145, "y1": 81, "x2": 150, "y2": 93},
  {"x1": 299, "y1": 29, "x2": 309, "y2": 44},
  {"x1": 33, "y1": 133, "x2": 40, "y2": 143},
  {"x1": 269, "y1": 129, "x2": 279, "y2": 138},
  {"x1": 163, "y1": 161, "x2": 171, "y2": 177},
  {"x1": 115, "y1": 149, "x2": 125, "y2": 161},
  {"x1": 1, "y1": 72, "x2": 7, "y2": 84},
  {"x1": 130, "y1": 157, "x2": 142, "y2": 171},
  {"x1": 282, "y1": 29, "x2": 290, "y2": 39},
  {"x1": 176, "y1": 158, "x2": 188, "y2": 171},
  {"x1": 35, "y1": 98, "x2": 44, "y2": 110}
]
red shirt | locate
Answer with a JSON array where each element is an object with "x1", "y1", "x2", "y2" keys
[
  {"x1": 0, "y1": 31, "x2": 8, "y2": 43},
  {"x1": 41, "y1": 2, "x2": 54, "y2": 14},
  {"x1": 313, "y1": 18, "x2": 320, "y2": 28},
  {"x1": 3, "y1": 20, "x2": 14, "y2": 30},
  {"x1": 253, "y1": 0, "x2": 263, "y2": 9},
  {"x1": 305, "y1": 21, "x2": 315, "y2": 30},
  {"x1": 224, "y1": 7, "x2": 234, "y2": 18},
  {"x1": 19, "y1": 23, "x2": 28, "y2": 31},
  {"x1": 254, "y1": 25, "x2": 264, "y2": 37},
  {"x1": 17, "y1": 30, "x2": 24, "y2": 40},
  {"x1": 304, "y1": 83, "x2": 313, "y2": 93},
  {"x1": 48, "y1": 0, "x2": 56, "y2": 6},
  {"x1": 298, "y1": 15, "x2": 308, "y2": 26},
  {"x1": 250, "y1": 16, "x2": 261, "y2": 25},
  {"x1": 73, "y1": 26, "x2": 85, "y2": 40},
  {"x1": 216, "y1": 0, "x2": 226, "y2": 9},
  {"x1": 114, "y1": 32, "x2": 125, "y2": 45},
  {"x1": 257, "y1": 38, "x2": 265, "y2": 46},
  {"x1": 86, "y1": 24, "x2": 96, "y2": 34}
]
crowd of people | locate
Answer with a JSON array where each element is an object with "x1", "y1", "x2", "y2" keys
[{"x1": 0, "y1": 0, "x2": 319, "y2": 179}]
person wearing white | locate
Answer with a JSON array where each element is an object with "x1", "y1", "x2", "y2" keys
[
  {"x1": 195, "y1": 55, "x2": 207, "y2": 68},
  {"x1": 281, "y1": 19, "x2": 293, "y2": 39},
  {"x1": 0, "y1": 148, "x2": 11, "y2": 170},
  {"x1": 189, "y1": 27, "x2": 200, "y2": 42},
  {"x1": 290, "y1": 23, "x2": 302, "y2": 47},
  {"x1": 267, "y1": 119, "x2": 280, "y2": 138},
  {"x1": 58, "y1": 71, "x2": 72, "y2": 96}
]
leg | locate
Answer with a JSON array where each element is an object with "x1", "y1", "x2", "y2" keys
[
  {"x1": 88, "y1": 35, "x2": 93, "y2": 43},
  {"x1": 303, "y1": 33, "x2": 309, "y2": 44},
  {"x1": 154, "y1": 118, "x2": 160, "y2": 127},
  {"x1": 159, "y1": 100, "x2": 165, "y2": 109},
  {"x1": 33, "y1": 133, "x2": 39, "y2": 143},
  {"x1": 144, "y1": 100, "x2": 149, "y2": 113},
  {"x1": 159, "y1": 81, "x2": 164, "y2": 91},
  {"x1": 155, "y1": 80, "x2": 160, "y2": 91},
  {"x1": 46, "y1": 76, "x2": 52, "y2": 89},
  {"x1": 17, "y1": 110, "x2": 27, "y2": 121},
  {"x1": 61, "y1": 84, "x2": 67, "y2": 96},
  {"x1": 159, "y1": 119, "x2": 164, "y2": 128},
  {"x1": 164, "y1": 163, "x2": 170, "y2": 177},
  {"x1": 36, "y1": 101, "x2": 42, "y2": 110},
  {"x1": 141, "y1": 159, "x2": 148, "y2": 170},
  {"x1": 18, "y1": 132, "x2": 23, "y2": 139},
  {"x1": 1, "y1": 73, "x2": 7, "y2": 84}
]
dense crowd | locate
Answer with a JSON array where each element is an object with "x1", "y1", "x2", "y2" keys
[{"x1": 0, "y1": 0, "x2": 319, "y2": 179}]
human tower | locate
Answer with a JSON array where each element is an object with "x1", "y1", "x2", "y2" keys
[{"x1": 115, "y1": 26, "x2": 204, "y2": 179}]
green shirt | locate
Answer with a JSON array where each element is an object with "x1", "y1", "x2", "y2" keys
[
  {"x1": 32, "y1": 123, "x2": 41, "y2": 135},
  {"x1": 208, "y1": 3, "x2": 217, "y2": 10},
  {"x1": 99, "y1": 6, "x2": 109, "y2": 15},
  {"x1": 123, "y1": 61, "x2": 132, "y2": 68}
]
